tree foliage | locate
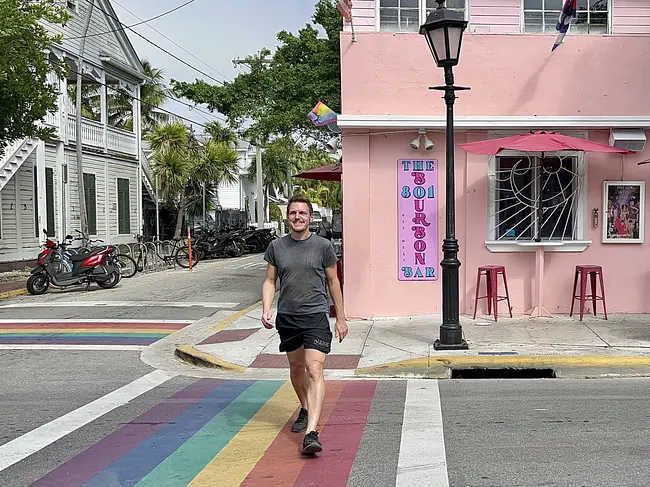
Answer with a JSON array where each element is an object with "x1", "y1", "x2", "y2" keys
[
  {"x1": 146, "y1": 122, "x2": 239, "y2": 237},
  {"x1": 0, "y1": 0, "x2": 69, "y2": 146},
  {"x1": 171, "y1": 0, "x2": 341, "y2": 144}
]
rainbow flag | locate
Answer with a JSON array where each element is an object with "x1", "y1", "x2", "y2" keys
[{"x1": 307, "y1": 101, "x2": 338, "y2": 127}]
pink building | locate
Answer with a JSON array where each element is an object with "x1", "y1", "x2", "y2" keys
[{"x1": 338, "y1": 0, "x2": 650, "y2": 319}]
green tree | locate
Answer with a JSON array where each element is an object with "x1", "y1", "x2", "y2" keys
[
  {"x1": 249, "y1": 137, "x2": 302, "y2": 214},
  {"x1": 203, "y1": 121, "x2": 238, "y2": 146},
  {"x1": 0, "y1": 0, "x2": 69, "y2": 146},
  {"x1": 146, "y1": 122, "x2": 239, "y2": 237},
  {"x1": 171, "y1": 0, "x2": 341, "y2": 144},
  {"x1": 294, "y1": 146, "x2": 342, "y2": 210}
]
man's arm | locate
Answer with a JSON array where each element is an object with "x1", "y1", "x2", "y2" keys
[
  {"x1": 261, "y1": 263, "x2": 277, "y2": 329},
  {"x1": 325, "y1": 264, "x2": 348, "y2": 342}
]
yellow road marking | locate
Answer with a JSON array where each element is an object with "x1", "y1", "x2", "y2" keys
[{"x1": 187, "y1": 381, "x2": 298, "y2": 487}]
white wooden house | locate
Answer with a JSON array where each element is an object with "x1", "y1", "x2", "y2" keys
[{"x1": 0, "y1": 0, "x2": 152, "y2": 263}]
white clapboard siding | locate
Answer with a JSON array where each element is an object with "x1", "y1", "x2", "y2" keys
[
  {"x1": 107, "y1": 158, "x2": 138, "y2": 238},
  {"x1": 0, "y1": 176, "x2": 18, "y2": 250},
  {"x1": 44, "y1": 0, "x2": 132, "y2": 68},
  {"x1": 18, "y1": 154, "x2": 39, "y2": 248},
  {"x1": 217, "y1": 180, "x2": 242, "y2": 209}
]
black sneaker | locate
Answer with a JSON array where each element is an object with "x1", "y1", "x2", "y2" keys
[
  {"x1": 301, "y1": 431, "x2": 322, "y2": 454},
  {"x1": 291, "y1": 408, "x2": 308, "y2": 433}
]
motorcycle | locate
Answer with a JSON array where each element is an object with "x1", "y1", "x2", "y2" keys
[
  {"x1": 191, "y1": 229, "x2": 246, "y2": 260},
  {"x1": 240, "y1": 227, "x2": 277, "y2": 253},
  {"x1": 27, "y1": 230, "x2": 122, "y2": 295}
]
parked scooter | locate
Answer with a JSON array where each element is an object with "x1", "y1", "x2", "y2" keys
[{"x1": 27, "y1": 230, "x2": 122, "y2": 295}]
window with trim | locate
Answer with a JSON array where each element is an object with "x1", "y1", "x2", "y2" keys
[
  {"x1": 523, "y1": 0, "x2": 608, "y2": 34},
  {"x1": 66, "y1": 0, "x2": 78, "y2": 11},
  {"x1": 117, "y1": 178, "x2": 130, "y2": 235},
  {"x1": 83, "y1": 173, "x2": 97, "y2": 235},
  {"x1": 488, "y1": 153, "x2": 587, "y2": 243},
  {"x1": 379, "y1": 0, "x2": 467, "y2": 32}
]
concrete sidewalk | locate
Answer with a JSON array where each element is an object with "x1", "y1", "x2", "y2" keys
[{"x1": 174, "y1": 304, "x2": 650, "y2": 379}]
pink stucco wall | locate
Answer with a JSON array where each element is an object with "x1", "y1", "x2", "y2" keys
[
  {"x1": 340, "y1": 33, "x2": 650, "y2": 117},
  {"x1": 342, "y1": 129, "x2": 650, "y2": 319},
  {"x1": 343, "y1": 0, "x2": 650, "y2": 35},
  {"x1": 339, "y1": 32, "x2": 650, "y2": 319}
]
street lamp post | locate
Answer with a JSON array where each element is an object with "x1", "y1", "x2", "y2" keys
[{"x1": 419, "y1": 0, "x2": 470, "y2": 350}]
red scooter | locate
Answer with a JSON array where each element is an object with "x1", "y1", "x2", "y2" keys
[{"x1": 27, "y1": 230, "x2": 122, "y2": 295}]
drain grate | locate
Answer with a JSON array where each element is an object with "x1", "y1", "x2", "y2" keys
[{"x1": 451, "y1": 368, "x2": 556, "y2": 379}]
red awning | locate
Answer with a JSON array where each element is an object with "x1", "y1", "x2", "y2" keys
[
  {"x1": 459, "y1": 131, "x2": 632, "y2": 156},
  {"x1": 294, "y1": 163, "x2": 341, "y2": 182}
]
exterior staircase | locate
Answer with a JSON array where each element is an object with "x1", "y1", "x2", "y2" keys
[
  {"x1": 0, "y1": 138, "x2": 38, "y2": 191},
  {"x1": 140, "y1": 147, "x2": 158, "y2": 202}
]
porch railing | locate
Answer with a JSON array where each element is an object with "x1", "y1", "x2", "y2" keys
[{"x1": 66, "y1": 114, "x2": 137, "y2": 156}]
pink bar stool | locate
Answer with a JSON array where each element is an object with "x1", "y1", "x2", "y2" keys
[
  {"x1": 473, "y1": 265, "x2": 513, "y2": 321},
  {"x1": 570, "y1": 265, "x2": 608, "y2": 321}
]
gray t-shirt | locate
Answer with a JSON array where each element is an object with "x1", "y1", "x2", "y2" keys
[{"x1": 264, "y1": 234, "x2": 338, "y2": 315}]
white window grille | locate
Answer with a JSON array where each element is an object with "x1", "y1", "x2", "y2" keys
[
  {"x1": 486, "y1": 145, "x2": 590, "y2": 252},
  {"x1": 523, "y1": 0, "x2": 609, "y2": 34},
  {"x1": 378, "y1": 0, "x2": 468, "y2": 32}
]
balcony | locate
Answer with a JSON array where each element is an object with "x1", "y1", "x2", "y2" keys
[{"x1": 66, "y1": 114, "x2": 137, "y2": 157}]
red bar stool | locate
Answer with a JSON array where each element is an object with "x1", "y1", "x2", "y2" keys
[
  {"x1": 570, "y1": 265, "x2": 608, "y2": 321},
  {"x1": 473, "y1": 265, "x2": 512, "y2": 321}
]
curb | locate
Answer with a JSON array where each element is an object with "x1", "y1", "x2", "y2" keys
[
  {"x1": 355, "y1": 355, "x2": 650, "y2": 379},
  {"x1": 0, "y1": 288, "x2": 27, "y2": 300},
  {"x1": 212, "y1": 300, "x2": 263, "y2": 332},
  {"x1": 175, "y1": 345, "x2": 245, "y2": 372},
  {"x1": 173, "y1": 300, "x2": 263, "y2": 371}
]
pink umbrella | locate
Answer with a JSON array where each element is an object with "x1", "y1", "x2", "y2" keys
[{"x1": 458, "y1": 130, "x2": 632, "y2": 155}]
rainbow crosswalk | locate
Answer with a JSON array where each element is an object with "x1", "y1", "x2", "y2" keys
[
  {"x1": 0, "y1": 320, "x2": 192, "y2": 346},
  {"x1": 24, "y1": 379, "x2": 445, "y2": 487}
]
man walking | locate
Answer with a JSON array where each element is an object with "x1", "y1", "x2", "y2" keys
[{"x1": 262, "y1": 194, "x2": 347, "y2": 455}]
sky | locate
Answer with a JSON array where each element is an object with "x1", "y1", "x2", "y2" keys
[{"x1": 113, "y1": 0, "x2": 320, "y2": 133}]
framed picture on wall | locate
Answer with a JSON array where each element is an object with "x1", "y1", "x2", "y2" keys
[{"x1": 602, "y1": 181, "x2": 645, "y2": 244}]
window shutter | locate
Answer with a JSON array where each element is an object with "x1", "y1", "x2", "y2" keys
[
  {"x1": 46, "y1": 168, "x2": 55, "y2": 237},
  {"x1": 83, "y1": 173, "x2": 97, "y2": 235},
  {"x1": 117, "y1": 178, "x2": 130, "y2": 234}
]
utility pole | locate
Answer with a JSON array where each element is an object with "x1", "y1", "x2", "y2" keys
[
  {"x1": 256, "y1": 142, "x2": 264, "y2": 228},
  {"x1": 231, "y1": 57, "x2": 268, "y2": 229},
  {"x1": 75, "y1": 0, "x2": 95, "y2": 235}
]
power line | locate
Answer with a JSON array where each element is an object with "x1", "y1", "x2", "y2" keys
[
  {"x1": 112, "y1": 0, "x2": 232, "y2": 83},
  {"x1": 77, "y1": 0, "x2": 227, "y2": 86},
  {"x1": 65, "y1": 66, "x2": 252, "y2": 144},
  {"x1": 65, "y1": 0, "x2": 197, "y2": 40}
]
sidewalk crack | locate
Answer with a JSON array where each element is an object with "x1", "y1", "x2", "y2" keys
[{"x1": 582, "y1": 322, "x2": 611, "y2": 347}]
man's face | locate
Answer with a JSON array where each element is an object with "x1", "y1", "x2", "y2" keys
[{"x1": 287, "y1": 202, "x2": 313, "y2": 232}]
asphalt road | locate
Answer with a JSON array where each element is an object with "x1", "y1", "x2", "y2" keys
[
  {"x1": 2, "y1": 376, "x2": 650, "y2": 486},
  {"x1": 0, "y1": 253, "x2": 267, "y2": 320},
  {"x1": 3, "y1": 254, "x2": 650, "y2": 486}
]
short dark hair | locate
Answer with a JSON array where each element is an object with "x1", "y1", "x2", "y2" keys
[{"x1": 287, "y1": 193, "x2": 313, "y2": 214}]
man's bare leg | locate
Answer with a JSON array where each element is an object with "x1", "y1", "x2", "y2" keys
[
  {"x1": 304, "y1": 349, "x2": 326, "y2": 433},
  {"x1": 287, "y1": 348, "x2": 308, "y2": 407},
  {"x1": 287, "y1": 348, "x2": 309, "y2": 432}
]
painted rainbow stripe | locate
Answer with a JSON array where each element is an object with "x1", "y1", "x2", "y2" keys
[
  {"x1": 0, "y1": 320, "x2": 191, "y2": 345},
  {"x1": 29, "y1": 379, "x2": 391, "y2": 487}
]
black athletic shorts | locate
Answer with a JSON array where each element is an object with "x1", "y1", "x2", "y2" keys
[{"x1": 275, "y1": 313, "x2": 332, "y2": 354}]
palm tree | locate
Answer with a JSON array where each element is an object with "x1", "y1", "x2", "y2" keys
[
  {"x1": 249, "y1": 137, "x2": 301, "y2": 214},
  {"x1": 204, "y1": 121, "x2": 238, "y2": 147},
  {"x1": 146, "y1": 122, "x2": 239, "y2": 237}
]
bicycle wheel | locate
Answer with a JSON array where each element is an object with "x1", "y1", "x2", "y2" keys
[
  {"x1": 174, "y1": 246, "x2": 199, "y2": 268},
  {"x1": 116, "y1": 254, "x2": 137, "y2": 278}
]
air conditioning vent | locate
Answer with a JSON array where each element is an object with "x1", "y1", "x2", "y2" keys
[{"x1": 609, "y1": 129, "x2": 646, "y2": 152}]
